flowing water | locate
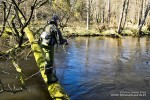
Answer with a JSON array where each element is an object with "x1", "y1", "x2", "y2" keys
[
  {"x1": 55, "y1": 36, "x2": 150, "y2": 100},
  {"x1": 0, "y1": 36, "x2": 150, "y2": 100}
]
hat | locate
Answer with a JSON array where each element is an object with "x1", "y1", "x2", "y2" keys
[{"x1": 51, "y1": 15, "x2": 60, "y2": 23}]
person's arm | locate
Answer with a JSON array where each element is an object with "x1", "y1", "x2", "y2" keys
[{"x1": 56, "y1": 27, "x2": 68, "y2": 45}]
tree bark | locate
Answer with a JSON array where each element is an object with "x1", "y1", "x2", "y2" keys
[
  {"x1": 122, "y1": 0, "x2": 129, "y2": 30},
  {"x1": 138, "y1": 0, "x2": 144, "y2": 26},
  {"x1": 107, "y1": 0, "x2": 111, "y2": 24},
  {"x1": 87, "y1": 0, "x2": 90, "y2": 30},
  {"x1": 138, "y1": 0, "x2": 150, "y2": 35},
  {"x1": 34, "y1": 9, "x2": 37, "y2": 22},
  {"x1": 101, "y1": 2, "x2": 105, "y2": 23},
  {"x1": 117, "y1": 0, "x2": 127, "y2": 34},
  {"x1": 0, "y1": 2, "x2": 12, "y2": 37}
]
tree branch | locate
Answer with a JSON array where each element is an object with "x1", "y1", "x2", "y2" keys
[
  {"x1": 11, "y1": 15, "x2": 21, "y2": 38},
  {"x1": 19, "y1": 0, "x2": 38, "y2": 47},
  {"x1": 0, "y1": 79, "x2": 23, "y2": 94},
  {"x1": 35, "y1": 0, "x2": 49, "y2": 9},
  {"x1": 0, "y1": 1, "x2": 12, "y2": 37},
  {"x1": 11, "y1": 0, "x2": 26, "y2": 21},
  {"x1": 12, "y1": 60, "x2": 26, "y2": 89}
]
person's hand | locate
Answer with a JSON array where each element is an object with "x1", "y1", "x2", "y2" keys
[
  {"x1": 65, "y1": 39, "x2": 69, "y2": 45},
  {"x1": 59, "y1": 39, "x2": 68, "y2": 45}
]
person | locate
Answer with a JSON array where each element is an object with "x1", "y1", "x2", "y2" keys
[{"x1": 40, "y1": 15, "x2": 68, "y2": 83}]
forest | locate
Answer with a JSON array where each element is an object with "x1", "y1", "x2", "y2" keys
[
  {"x1": 0, "y1": 0, "x2": 150, "y2": 37},
  {"x1": 0, "y1": 0, "x2": 150, "y2": 100}
]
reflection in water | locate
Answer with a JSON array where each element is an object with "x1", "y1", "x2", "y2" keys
[{"x1": 55, "y1": 36, "x2": 150, "y2": 100}]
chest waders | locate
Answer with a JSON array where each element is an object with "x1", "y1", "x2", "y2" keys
[
  {"x1": 41, "y1": 24, "x2": 58, "y2": 83},
  {"x1": 41, "y1": 44, "x2": 58, "y2": 83}
]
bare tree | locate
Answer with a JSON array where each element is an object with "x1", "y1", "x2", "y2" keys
[
  {"x1": 138, "y1": 0, "x2": 144, "y2": 26},
  {"x1": 107, "y1": 0, "x2": 111, "y2": 24},
  {"x1": 0, "y1": 1, "x2": 12, "y2": 36},
  {"x1": 102, "y1": 1, "x2": 105, "y2": 24},
  {"x1": 117, "y1": 0, "x2": 130, "y2": 34},
  {"x1": 122, "y1": 0, "x2": 129, "y2": 30},
  {"x1": 87, "y1": 0, "x2": 90, "y2": 30},
  {"x1": 117, "y1": 0, "x2": 127, "y2": 34},
  {"x1": 138, "y1": 0, "x2": 150, "y2": 34}
]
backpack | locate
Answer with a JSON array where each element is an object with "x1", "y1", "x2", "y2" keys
[{"x1": 41, "y1": 24, "x2": 58, "y2": 46}]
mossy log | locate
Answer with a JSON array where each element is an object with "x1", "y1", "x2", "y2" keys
[{"x1": 24, "y1": 27, "x2": 69, "y2": 100}]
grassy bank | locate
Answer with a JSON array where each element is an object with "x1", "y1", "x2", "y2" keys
[
  {"x1": 61, "y1": 22, "x2": 150, "y2": 37},
  {"x1": 1, "y1": 22, "x2": 150, "y2": 39}
]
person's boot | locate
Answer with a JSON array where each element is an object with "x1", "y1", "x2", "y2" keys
[
  {"x1": 45, "y1": 64, "x2": 58, "y2": 83},
  {"x1": 46, "y1": 72, "x2": 58, "y2": 83}
]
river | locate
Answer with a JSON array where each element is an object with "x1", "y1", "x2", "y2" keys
[{"x1": 0, "y1": 36, "x2": 150, "y2": 100}]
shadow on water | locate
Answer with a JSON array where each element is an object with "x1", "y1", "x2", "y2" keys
[{"x1": 55, "y1": 36, "x2": 150, "y2": 100}]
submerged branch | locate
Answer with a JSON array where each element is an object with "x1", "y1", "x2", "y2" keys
[
  {"x1": 0, "y1": 40, "x2": 30, "y2": 59},
  {"x1": 0, "y1": 79, "x2": 23, "y2": 94},
  {"x1": 12, "y1": 60, "x2": 26, "y2": 89}
]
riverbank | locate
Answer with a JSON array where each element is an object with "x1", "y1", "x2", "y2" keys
[
  {"x1": 61, "y1": 22, "x2": 150, "y2": 37},
  {"x1": 1, "y1": 22, "x2": 150, "y2": 39},
  {"x1": 63, "y1": 28, "x2": 150, "y2": 37}
]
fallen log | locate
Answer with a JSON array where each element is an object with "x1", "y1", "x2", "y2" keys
[{"x1": 23, "y1": 26, "x2": 69, "y2": 100}]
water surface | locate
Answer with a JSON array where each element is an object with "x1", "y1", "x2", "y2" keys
[{"x1": 55, "y1": 36, "x2": 150, "y2": 100}]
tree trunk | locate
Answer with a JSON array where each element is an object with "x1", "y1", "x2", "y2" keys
[
  {"x1": 101, "y1": 2, "x2": 105, "y2": 23},
  {"x1": 87, "y1": 0, "x2": 90, "y2": 30},
  {"x1": 138, "y1": 0, "x2": 144, "y2": 26},
  {"x1": 107, "y1": 0, "x2": 111, "y2": 24},
  {"x1": 117, "y1": 0, "x2": 127, "y2": 34},
  {"x1": 122, "y1": 0, "x2": 129, "y2": 30},
  {"x1": 34, "y1": 9, "x2": 37, "y2": 22},
  {"x1": 138, "y1": 0, "x2": 150, "y2": 35}
]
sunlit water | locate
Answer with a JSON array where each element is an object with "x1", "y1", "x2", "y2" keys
[
  {"x1": 0, "y1": 36, "x2": 150, "y2": 100},
  {"x1": 55, "y1": 36, "x2": 150, "y2": 100}
]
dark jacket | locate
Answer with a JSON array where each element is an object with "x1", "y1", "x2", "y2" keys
[{"x1": 41, "y1": 21, "x2": 67, "y2": 46}]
